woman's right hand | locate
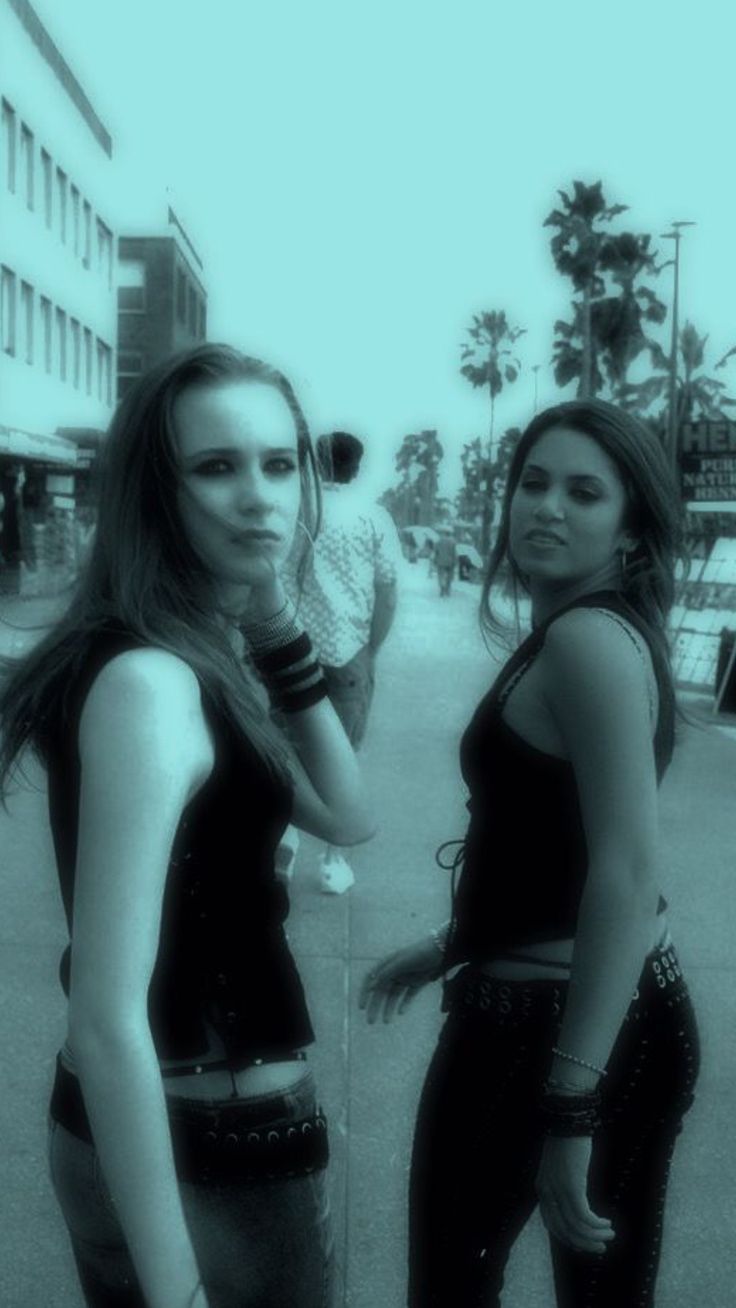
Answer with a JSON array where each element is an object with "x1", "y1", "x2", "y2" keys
[{"x1": 358, "y1": 938, "x2": 443, "y2": 1023}]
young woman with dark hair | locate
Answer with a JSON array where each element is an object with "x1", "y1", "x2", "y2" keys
[
  {"x1": 361, "y1": 399, "x2": 700, "y2": 1307},
  {"x1": 0, "y1": 344, "x2": 374, "y2": 1308}
]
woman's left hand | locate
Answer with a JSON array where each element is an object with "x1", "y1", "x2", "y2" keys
[
  {"x1": 535, "y1": 1136, "x2": 615, "y2": 1255},
  {"x1": 218, "y1": 573, "x2": 286, "y2": 625}
]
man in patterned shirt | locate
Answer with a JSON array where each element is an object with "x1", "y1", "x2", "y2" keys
[{"x1": 282, "y1": 430, "x2": 401, "y2": 892}]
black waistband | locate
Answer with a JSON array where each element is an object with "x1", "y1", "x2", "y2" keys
[
  {"x1": 49, "y1": 1055, "x2": 329, "y2": 1184},
  {"x1": 443, "y1": 941, "x2": 685, "y2": 1018},
  {"x1": 160, "y1": 1049, "x2": 306, "y2": 1079}
]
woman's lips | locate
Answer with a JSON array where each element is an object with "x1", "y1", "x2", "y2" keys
[{"x1": 524, "y1": 531, "x2": 565, "y2": 546}]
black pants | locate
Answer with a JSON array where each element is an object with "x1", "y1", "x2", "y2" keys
[{"x1": 408, "y1": 942, "x2": 700, "y2": 1308}]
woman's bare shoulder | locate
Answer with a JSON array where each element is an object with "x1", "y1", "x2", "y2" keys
[
  {"x1": 79, "y1": 647, "x2": 209, "y2": 760},
  {"x1": 541, "y1": 606, "x2": 657, "y2": 726}
]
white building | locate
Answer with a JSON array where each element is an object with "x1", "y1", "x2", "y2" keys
[{"x1": 0, "y1": 0, "x2": 116, "y2": 465}]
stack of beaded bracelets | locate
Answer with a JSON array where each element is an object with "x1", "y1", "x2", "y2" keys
[
  {"x1": 239, "y1": 600, "x2": 329, "y2": 715},
  {"x1": 539, "y1": 1088, "x2": 602, "y2": 1137},
  {"x1": 541, "y1": 1046, "x2": 607, "y2": 1137}
]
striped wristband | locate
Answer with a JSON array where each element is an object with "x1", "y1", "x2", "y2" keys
[{"x1": 242, "y1": 619, "x2": 329, "y2": 715}]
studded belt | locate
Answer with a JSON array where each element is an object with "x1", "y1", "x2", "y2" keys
[
  {"x1": 49, "y1": 1055, "x2": 329, "y2": 1185},
  {"x1": 172, "y1": 1105, "x2": 329, "y2": 1184},
  {"x1": 444, "y1": 941, "x2": 687, "y2": 1022}
]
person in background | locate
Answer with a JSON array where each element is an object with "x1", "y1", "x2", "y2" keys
[
  {"x1": 434, "y1": 525, "x2": 457, "y2": 597},
  {"x1": 0, "y1": 345, "x2": 374, "y2": 1308},
  {"x1": 361, "y1": 399, "x2": 700, "y2": 1307},
  {"x1": 281, "y1": 430, "x2": 401, "y2": 893}
]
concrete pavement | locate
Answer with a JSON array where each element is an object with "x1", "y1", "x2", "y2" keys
[{"x1": 1, "y1": 567, "x2": 734, "y2": 1306}]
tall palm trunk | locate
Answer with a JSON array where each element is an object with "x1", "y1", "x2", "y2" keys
[
  {"x1": 579, "y1": 280, "x2": 593, "y2": 398},
  {"x1": 481, "y1": 390, "x2": 497, "y2": 556}
]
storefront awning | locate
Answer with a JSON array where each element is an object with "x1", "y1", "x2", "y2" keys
[{"x1": 0, "y1": 424, "x2": 78, "y2": 466}]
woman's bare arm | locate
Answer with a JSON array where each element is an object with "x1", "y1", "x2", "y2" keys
[
  {"x1": 69, "y1": 649, "x2": 213, "y2": 1308},
  {"x1": 243, "y1": 576, "x2": 376, "y2": 847},
  {"x1": 541, "y1": 608, "x2": 662, "y2": 1087}
]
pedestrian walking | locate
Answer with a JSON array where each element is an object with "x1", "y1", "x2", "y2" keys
[
  {"x1": 281, "y1": 430, "x2": 401, "y2": 893},
  {"x1": 360, "y1": 399, "x2": 700, "y2": 1308},
  {"x1": 0, "y1": 344, "x2": 374, "y2": 1308},
  {"x1": 434, "y1": 526, "x2": 457, "y2": 597}
]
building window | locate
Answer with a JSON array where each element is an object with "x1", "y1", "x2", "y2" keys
[
  {"x1": 41, "y1": 149, "x2": 52, "y2": 227},
  {"x1": 20, "y1": 281, "x2": 33, "y2": 364},
  {"x1": 81, "y1": 327, "x2": 91, "y2": 392},
  {"x1": 40, "y1": 296, "x2": 52, "y2": 373},
  {"x1": 2, "y1": 99, "x2": 16, "y2": 193},
  {"x1": 96, "y1": 218, "x2": 113, "y2": 288},
  {"x1": 70, "y1": 185, "x2": 80, "y2": 256},
  {"x1": 20, "y1": 124, "x2": 34, "y2": 209},
  {"x1": 1, "y1": 266, "x2": 16, "y2": 355},
  {"x1": 82, "y1": 199, "x2": 92, "y2": 268},
  {"x1": 97, "y1": 339, "x2": 112, "y2": 404},
  {"x1": 176, "y1": 269, "x2": 187, "y2": 323},
  {"x1": 70, "y1": 318, "x2": 81, "y2": 388},
  {"x1": 55, "y1": 307, "x2": 67, "y2": 380},
  {"x1": 56, "y1": 167, "x2": 68, "y2": 243},
  {"x1": 117, "y1": 350, "x2": 144, "y2": 401},
  {"x1": 188, "y1": 286, "x2": 198, "y2": 336},
  {"x1": 118, "y1": 258, "x2": 146, "y2": 312}
]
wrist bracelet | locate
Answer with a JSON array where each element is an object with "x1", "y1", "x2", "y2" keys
[
  {"x1": 239, "y1": 600, "x2": 298, "y2": 653},
  {"x1": 551, "y1": 1046, "x2": 608, "y2": 1078},
  {"x1": 430, "y1": 921, "x2": 450, "y2": 958},
  {"x1": 545, "y1": 1075, "x2": 600, "y2": 1095},
  {"x1": 540, "y1": 1089, "x2": 601, "y2": 1137},
  {"x1": 247, "y1": 628, "x2": 329, "y2": 714}
]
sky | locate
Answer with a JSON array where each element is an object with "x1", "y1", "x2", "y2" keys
[{"x1": 26, "y1": 0, "x2": 736, "y2": 498}]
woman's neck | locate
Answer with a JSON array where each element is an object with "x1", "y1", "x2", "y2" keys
[{"x1": 529, "y1": 562, "x2": 623, "y2": 628}]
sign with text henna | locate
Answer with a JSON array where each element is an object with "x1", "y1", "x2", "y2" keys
[{"x1": 680, "y1": 421, "x2": 736, "y2": 505}]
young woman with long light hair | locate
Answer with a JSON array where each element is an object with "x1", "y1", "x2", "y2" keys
[
  {"x1": 1, "y1": 343, "x2": 374, "y2": 1308},
  {"x1": 361, "y1": 399, "x2": 700, "y2": 1308}
]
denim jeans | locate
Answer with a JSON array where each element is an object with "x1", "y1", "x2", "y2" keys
[
  {"x1": 48, "y1": 1066, "x2": 335, "y2": 1308},
  {"x1": 408, "y1": 942, "x2": 700, "y2": 1308},
  {"x1": 322, "y1": 645, "x2": 375, "y2": 748}
]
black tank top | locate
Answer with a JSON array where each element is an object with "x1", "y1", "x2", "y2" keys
[
  {"x1": 444, "y1": 590, "x2": 674, "y2": 967},
  {"x1": 45, "y1": 625, "x2": 315, "y2": 1061}
]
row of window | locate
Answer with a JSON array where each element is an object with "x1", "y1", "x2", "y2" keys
[
  {"x1": 176, "y1": 265, "x2": 207, "y2": 337},
  {"x1": 1, "y1": 98, "x2": 114, "y2": 287},
  {"x1": 1, "y1": 265, "x2": 113, "y2": 404},
  {"x1": 118, "y1": 257, "x2": 206, "y2": 340}
]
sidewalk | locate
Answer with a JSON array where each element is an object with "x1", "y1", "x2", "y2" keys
[
  {"x1": 0, "y1": 591, "x2": 70, "y2": 659},
  {"x1": 1, "y1": 574, "x2": 734, "y2": 1306}
]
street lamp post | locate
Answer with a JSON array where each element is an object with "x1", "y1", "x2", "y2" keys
[{"x1": 661, "y1": 221, "x2": 696, "y2": 473}]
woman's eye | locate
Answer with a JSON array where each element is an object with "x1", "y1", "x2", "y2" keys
[
  {"x1": 520, "y1": 480, "x2": 545, "y2": 492},
  {"x1": 194, "y1": 459, "x2": 232, "y2": 476},
  {"x1": 267, "y1": 458, "x2": 298, "y2": 475},
  {"x1": 571, "y1": 488, "x2": 599, "y2": 502}
]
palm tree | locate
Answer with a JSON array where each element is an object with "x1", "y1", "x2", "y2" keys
[
  {"x1": 620, "y1": 322, "x2": 736, "y2": 424},
  {"x1": 544, "y1": 180, "x2": 627, "y2": 397},
  {"x1": 460, "y1": 310, "x2": 526, "y2": 552},
  {"x1": 395, "y1": 429, "x2": 444, "y2": 526},
  {"x1": 595, "y1": 232, "x2": 668, "y2": 395}
]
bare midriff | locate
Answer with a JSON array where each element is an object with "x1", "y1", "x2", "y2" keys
[
  {"x1": 60, "y1": 1019, "x2": 309, "y2": 1101},
  {"x1": 477, "y1": 916, "x2": 671, "y2": 980}
]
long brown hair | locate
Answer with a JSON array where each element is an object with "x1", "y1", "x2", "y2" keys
[
  {"x1": 0, "y1": 345, "x2": 321, "y2": 801},
  {"x1": 480, "y1": 399, "x2": 688, "y2": 733}
]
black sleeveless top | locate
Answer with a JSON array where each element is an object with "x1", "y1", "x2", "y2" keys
[
  {"x1": 444, "y1": 590, "x2": 674, "y2": 968},
  {"x1": 45, "y1": 625, "x2": 315, "y2": 1062}
]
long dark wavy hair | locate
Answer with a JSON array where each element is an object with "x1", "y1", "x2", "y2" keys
[
  {"x1": 0, "y1": 345, "x2": 322, "y2": 801},
  {"x1": 481, "y1": 399, "x2": 688, "y2": 723}
]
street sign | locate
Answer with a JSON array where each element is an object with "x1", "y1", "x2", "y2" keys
[{"x1": 680, "y1": 420, "x2": 736, "y2": 505}]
